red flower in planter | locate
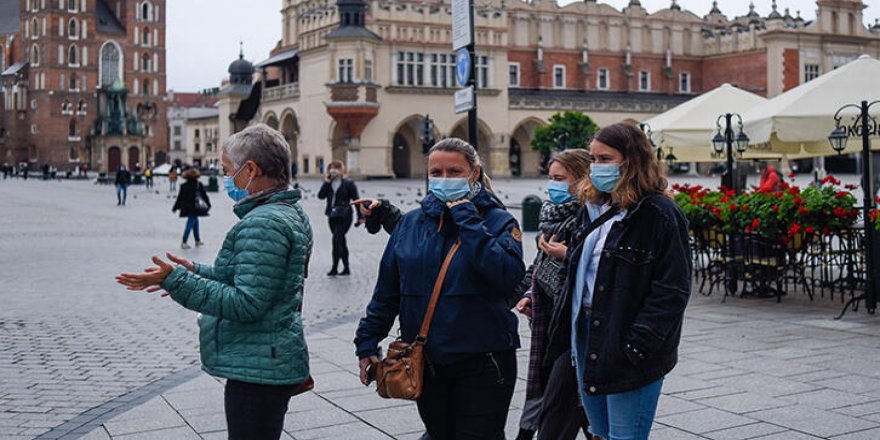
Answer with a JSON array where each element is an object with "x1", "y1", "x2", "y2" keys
[
  {"x1": 751, "y1": 218, "x2": 761, "y2": 229},
  {"x1": 788, "y1": 186, "x2": 800, "y2": 195},
  {"x1": 798, "y1": 205, "x2": 810, "y2": 215},
  {"x1": 805, "y1": 226, "x2": 815, "y2": 234},
  {"x1": 729, "y1": 204, "x2": 738, "y2": 212},
  {"x1": 845, "y1": 184, "x2": 858, "y2": 190},
  {"x1": 793, "y1": 196, "x2": 803, "y2": 205},
  {"x1": 742, "y1": 205, "x2": 750, "y2": 212},
  {"x1": 822, "y1": 227, "x2": 831, "y2": 235},
  {"x1": 787, "y1": 223, "x2": 802, "y2": 236},
  {"x1": 835, "y1": 191, "x2": 850, "y2": 199},
  {"x1": 771, "y1": 205, "x2": 780, "y2": 212},
  {"x1": 788, "y1": 172, "x2": 796, "y2": 179}
]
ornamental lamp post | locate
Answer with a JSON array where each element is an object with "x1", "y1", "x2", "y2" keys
[
  {"x1": 712, "y1": 113, "x2": 750, "y2": 193},
  {"x1": 639, "y1": 123, "x2": 663, "y2": 162},
  {"x1": 828, "y1": 100, "x2": 879, "y2": 317}
]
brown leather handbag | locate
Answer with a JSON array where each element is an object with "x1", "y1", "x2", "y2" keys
[{"x1": 374, "y1": 238, "x2": 461, "y2": 400}]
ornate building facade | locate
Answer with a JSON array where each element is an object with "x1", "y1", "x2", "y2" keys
[
  {"x1": 0, "y1": 0, "x2": 167, "y2": 172},
  {"x1": 221, "y1": 0, "x2": 880, "y2": 178}
]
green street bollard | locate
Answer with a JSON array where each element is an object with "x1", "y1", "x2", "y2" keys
[
  {"x1": 207, "y1": 176, "x2": 219, "y2": 192},
  {"x1": 521, "y1": 195, "x2": 542, "y2": 232}
]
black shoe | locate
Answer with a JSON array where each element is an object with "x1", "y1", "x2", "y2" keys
[
  {"x1": 327, "y1": 269, "x2": 338, "y2": 276},
  {"x1": 339, "y1": 268, "x2": 351, "y2": 276},
  {"x1": 515, "y1": 429, "x2": 535, "y2": 440}
]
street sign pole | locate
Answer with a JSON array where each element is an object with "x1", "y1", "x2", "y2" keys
[
  {"x1": 452, "y1": 0, "x2": 477, "y2": 150},
  {"x1": 467, "y1": 0, "x2": 477, "y2": 151}
]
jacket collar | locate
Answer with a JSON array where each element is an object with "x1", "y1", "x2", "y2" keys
[
  {"x1": 233, "y1": 187, "x2": 301, "y2": 219},
  {"x1": 420, "y1": 187, "x2": 503, "y2": 218}
]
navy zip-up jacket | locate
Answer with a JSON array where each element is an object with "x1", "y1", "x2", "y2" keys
[{"x1": 354, "y1": 189, "x2": 526, "y2": 365}]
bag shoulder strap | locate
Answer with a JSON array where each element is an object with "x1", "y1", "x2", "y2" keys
[
  {"x1": 582, "y1": 206, "x2": 620, "y2": 238},
  {"x1": 416, "y1": 238, "x2": 461, "y2": 344}
]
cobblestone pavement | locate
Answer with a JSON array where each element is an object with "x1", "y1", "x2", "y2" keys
[{"x1": 1, "y1": 174, "x2": 877, "y2": 440}]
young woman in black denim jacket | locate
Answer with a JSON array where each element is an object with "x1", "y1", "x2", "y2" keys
[{"x1": 545, "y1": 123, "x2": 692, "y2": 440}]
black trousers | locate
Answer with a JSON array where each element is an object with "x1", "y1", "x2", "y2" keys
[
  {"x1": 417, "y1": 351, "x2": 517, "y2": 440},
  {"x1": 328, "y1": 217, "x2": 352, "y2": 268},
  {"x1": 224, "y1": 379, "x2": 298, "y2": 440},
  {"x1": 537, "y1": 353, "x2": 589, "y2": 440}
]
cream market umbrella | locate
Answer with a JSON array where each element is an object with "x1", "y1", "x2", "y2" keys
[
  {"x1": 742, "y1": 55, "x2": 880, "y2": 157},
  {"x1": 643, "y1": 83, "x2": 770, "y2": 162}
]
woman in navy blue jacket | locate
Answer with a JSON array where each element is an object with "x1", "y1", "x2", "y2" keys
[{"x1": 355, "y1": 138, "x2": 525, "y2": 440}]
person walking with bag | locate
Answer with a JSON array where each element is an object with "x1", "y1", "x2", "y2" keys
[
  {"x1": 513, "y1": 149, "x2": 593, "y2": 440},
  {"x1": 317, "y1": 160, "x2": 363, "y2": 276},
  {"x1": 116, "y1": 124, "x2": 313, "y2": 440},
  {"x1": 172, "y1": 168, "x2": 210, "y2": 249},
  {"x1": 115, "y1": 165, "x2": 131, "y2": 205},
  {"x1": 545, "y1": 123, "x2": 692, "y2": 440},
  {"x1": 354, "y1": 138, "x2": 525, "y2": 440}
]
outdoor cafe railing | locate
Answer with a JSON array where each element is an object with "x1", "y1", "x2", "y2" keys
[{"x1": 691, "y1": 226, "x2": 864, "y2": 307}]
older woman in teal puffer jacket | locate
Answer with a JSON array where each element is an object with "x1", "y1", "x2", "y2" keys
[{"x1": 117, "y1": 124, "x2": 313, "y2": 440}]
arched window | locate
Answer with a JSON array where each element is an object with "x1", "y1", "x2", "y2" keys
[
  {"x1": 31, "y1": 18, "x2": 38, "y2": 37},
  {"x1": 141, "y1": 53, "x2": 150, "y2": 72},
  {"x1": 67, "y1": 0, "x2": 76, "y2": 11},
  {"x1": 70, "y1": 74, "x2": 78, "y2": 91},
  {"x1": 69, "y1": 44, "x2": 78, "y2": 65},
  {"x1": 141, "y1": 2, "x2": 152, "y2": 21},
  {"x1": 69, "y1": 118, "x2": 77, "y2": 137},
  {"x1": 68, "y1": 18, "x2": 77, "y2": 38},
  {"x1": 77, "y1": 100, "x2": 85, "y2": 112},
  {"x1": 30, "y1": 44, "x2": 40, "y2": 65},
  {"x1": 142, "y1": 28, "x2": 151, "y2": 46},
  {"x1": 100, "y1": 41, "x2": 122, "y2": 86},
  {"x1": 62, "y1": 100, "x2": 70, "y2": 113},
  {"x1": 142, "y1": 79, "x2": 150, "y2": 95}
]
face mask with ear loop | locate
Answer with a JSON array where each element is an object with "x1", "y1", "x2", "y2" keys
[{"x1": 224, "y1": 163, "x2": 253, "y2": 203}]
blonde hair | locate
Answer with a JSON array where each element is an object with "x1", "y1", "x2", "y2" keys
[{"x1": 428, "y1": 137, "x2": 495, "y2": 194}]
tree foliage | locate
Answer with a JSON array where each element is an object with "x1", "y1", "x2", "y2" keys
[{"x1": 530, "y1": 111, "x2": 599, "y2": 154}]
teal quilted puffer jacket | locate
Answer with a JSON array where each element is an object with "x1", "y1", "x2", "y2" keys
[{"x1": 161, "y1": 189, "x2": 313, "y2": 385}]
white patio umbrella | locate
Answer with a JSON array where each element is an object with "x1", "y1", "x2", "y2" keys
[
  {"x1": 742, "y1": 54, "x2": 880, "y2": 157},
  {"x1": 643, "y1": 83, "x2": 774, "y2": 162}
]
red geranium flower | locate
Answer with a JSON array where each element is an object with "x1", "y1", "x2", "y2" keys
[
  {"x1": 805, "y1": 226, "x2": 815, "y2": 234},
  {"x1": 771, "y1": 205, "x2": 780, "y2": 212},
  {"x1": 729, "y1": 204, "x2": 738, "y2": 212},
  {"x1": 845, "y1": 184, "x2": 858, "y2": 190},
  {"x1": 822, "y1": 227, "x2": 831, "y2": 235},
  {"x1": 835, "y1": 191, "x2": 850, "y2": 199},
  {"x1": 788, "y1": 172, "x2": 796, "y2": 178},
  {"x1": 751, "y1": 218, "x2": 761, "y2": 229}
]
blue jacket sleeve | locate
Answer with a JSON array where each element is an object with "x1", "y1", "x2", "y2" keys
[
  {"x1": 449, "y1": 202, "x2": 526, "y2": 297},
  {"x1": 354, "y1": 227, "x2": 401, "y2": 358}
]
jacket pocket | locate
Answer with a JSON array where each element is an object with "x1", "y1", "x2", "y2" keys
[{"x1": 609, "y1": 247, "x2": 655, "y2": 266}]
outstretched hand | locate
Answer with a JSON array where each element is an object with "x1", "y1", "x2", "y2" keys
[
  {"x1": 352, "y1": 198, "x2": 382, "y2": 216},
  {"x1": 115, "y1": 255, "x2": 177, "y2": 297}
]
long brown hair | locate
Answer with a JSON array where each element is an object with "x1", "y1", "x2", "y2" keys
[{"x1": 582, "y1": 123, "x2": 668, "y2": 209}]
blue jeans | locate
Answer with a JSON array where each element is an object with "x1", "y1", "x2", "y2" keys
[
  {"x1": 183, "y1": 216, "x2": 200, "y2": 243},
  {"x1": 574, "y1": 311, "x2": 663, "y2": 440},
  {"x1": 116, "y1": 184, "x2": 127, "y2": 204}
]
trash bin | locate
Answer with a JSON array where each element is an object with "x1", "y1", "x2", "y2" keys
[
  {"x1": 521, "y1": 195, "x2": 542, "y2": 232},
  {"x1": 207, "y1": 175, "x2": 219, "y2": 192}
]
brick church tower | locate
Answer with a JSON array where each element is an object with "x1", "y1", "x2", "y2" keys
[{"x1": 0, "y1": 0, "x2": 167, "y2": 173}]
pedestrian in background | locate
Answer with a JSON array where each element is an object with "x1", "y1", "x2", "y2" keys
[
  {"x1": 514, "y1": 149, "x2": 593, "y2": 440},
  {"x1": 173, "y1": 168, "x2": 210, "y2": 249},
  {"x1": 317, "y1": 160, "x2": 363, "y2": 276},
  {"x1": 145, "y1": 165, "x2": 154, "y2": 189},
  {"x1": 545, "y1": 123, "x2": 691, "y2": 440},
  {"x1": 115, "y1": 165, "x2": 132, "y2": 205},
  {"x1": 168, "y1": 167, "x2": 178, "y2": 192},
  {"x1": 116, "y1": 123, "x2": 313, "y2": 440},
  {"x1": 355, "y1": 138, "x2": 525, "y2": 440}
]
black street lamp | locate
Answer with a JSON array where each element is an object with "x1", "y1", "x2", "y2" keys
[
  {"x1": 829, "y1": 101, "x2": 879, "y2": 317},
  {"x1": 711, "y1": 113, "x2": 750, "y2": 192},
  {"x1": 556, "y1": 132, "x2": 570, "y2": 151}
]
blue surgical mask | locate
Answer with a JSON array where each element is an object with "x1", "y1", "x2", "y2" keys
[
  {"x1": 590, "y1": 163, "x2": 621, "y2": 193},
  {"x1": 429, "y1": 177, "x2": 472, "y2": 203},
  {"x1": 547, "y1": 180, "x2": 573, "y2": 205},
  {"x1": 224, "y1": 166, "x2": 251, "y2": 202}
]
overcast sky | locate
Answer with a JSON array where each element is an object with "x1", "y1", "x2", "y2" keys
[{"x1": 166, "y1": 0, "x2": 880, "y2": 92}]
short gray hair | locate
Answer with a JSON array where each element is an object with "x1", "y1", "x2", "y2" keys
[{"x1": 224, "y1": 123, "x2": 291, "y2": 182}]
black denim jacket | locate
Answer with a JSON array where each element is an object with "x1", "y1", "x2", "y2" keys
[{"x1": 544, "y1": 194, "x2": 692, "y2": 396}]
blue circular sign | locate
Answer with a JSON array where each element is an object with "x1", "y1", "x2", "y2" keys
[{"x1": 456, "y1": 49, "x2": 471, "y2": 87}]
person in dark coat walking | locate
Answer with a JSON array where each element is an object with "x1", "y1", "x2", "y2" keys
[
  {"x1": 172, "y1": 168, "x2": 210, "y2": 249},
  {"x1": 317, "y1": 160, "x2": 363, "y2": 276},
  {"x1": 115, "y1": 165, "x2": 132, "y2": 205}
]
